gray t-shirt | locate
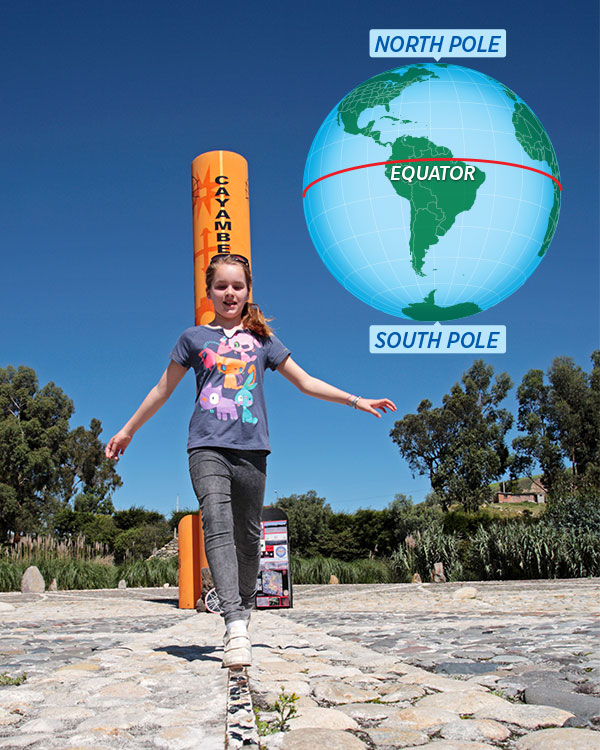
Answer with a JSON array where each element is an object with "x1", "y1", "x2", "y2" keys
[{"x1": 170, "y1": 326, "x2": 290, "y2": 453}]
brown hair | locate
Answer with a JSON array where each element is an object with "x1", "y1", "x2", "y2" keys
[{"x1": 205, "y1": 254, "x2": 273, "y2": 337}]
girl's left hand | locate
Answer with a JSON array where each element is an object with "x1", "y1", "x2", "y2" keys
[{"x1": 355, "y1": 397, "x2": 397, "y2": 418}]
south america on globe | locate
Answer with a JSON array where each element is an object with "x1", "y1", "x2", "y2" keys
[{"x1": 303, "y1": 64, "x2": 561, "y2": 321}]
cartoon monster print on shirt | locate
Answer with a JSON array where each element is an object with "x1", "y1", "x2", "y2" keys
[
  {"x1": 217, "y1": 332, "x2": 262, "y2": 362},
  {"x1": 199, "y1": 347, "x2": 248, "y2": 389},
  {"x1": 198, "y1": 383, "x2": 238, "y2": 421},
  {"x1": 234, "y1": 367, "x2": 258, "y2": 424},
  {"x1": 196, "y1": 333, "x2": 264, "y2": 426}
]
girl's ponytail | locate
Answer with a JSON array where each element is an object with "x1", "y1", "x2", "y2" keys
[{"x1": 242, "y1": 302, "x2": 273, "y2": 338}]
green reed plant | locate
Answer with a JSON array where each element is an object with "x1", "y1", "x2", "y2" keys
[
  {"x1": 0, "y1": 532, "x2": 179, "y2": 590},
  {"x1": 469, "y1": 521, "x2": 600, "y2": 579},
  {"x1": 291, "y1": 555, "x2": 396, "y2": 584},
  {"x1": 117, "y1": 557, "x2": 178, "y2": 587},
  {"x1": 390, "y1": 524, "x2": 465, "y2": 582},
  {"x1": 2, "y1": 534, "x2": 110, "y2": 562}
]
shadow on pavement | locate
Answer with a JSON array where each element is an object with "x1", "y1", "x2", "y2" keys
[{"x1": 155, "y1": 644, "x2": 222, "y2": 663}]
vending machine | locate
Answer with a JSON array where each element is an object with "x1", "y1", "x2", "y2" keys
[{"x1": 255, "y1": 506, "x2": 293, "y2": 609}]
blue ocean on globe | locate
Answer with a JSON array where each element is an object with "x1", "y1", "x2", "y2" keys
[{"x1": 303, "y1": 64, "x2": 561, "y2": 321}]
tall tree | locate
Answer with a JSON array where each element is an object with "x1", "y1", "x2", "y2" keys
[
  {"x1": 390, "y1": 360, "x2": 513, "y2": 511},
  {"x1": 275, "y1": 490, "x2": 333, "y2": 556},
  {"x1": 0, "y1": 365, "x2": 121, "y2": 536},
  {"x1": 513, "y1": 352, "x2": 600, "y2": 488},
  {"x1": 58, "y1": 418, "x2": 121, "y2": 511}
]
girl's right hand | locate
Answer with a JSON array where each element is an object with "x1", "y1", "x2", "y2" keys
[{"x1": 105, "y1": 430, "x2": 133, "y2": 460}]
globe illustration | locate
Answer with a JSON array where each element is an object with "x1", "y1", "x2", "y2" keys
[{"x1": 303, "y1": 64, "x2": 561, "y2": 321}]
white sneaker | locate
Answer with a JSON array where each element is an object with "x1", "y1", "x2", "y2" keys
[{"x1": 223, "y1": 622, "x2": 252, "y2": 669}]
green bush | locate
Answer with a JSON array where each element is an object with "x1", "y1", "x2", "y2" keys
[
  {"x1": 442, "y1": 507, "x2": 495, "y2": 535},
  {"x1": 112, "y1": 523, "x2": 171, "y2": 563}
]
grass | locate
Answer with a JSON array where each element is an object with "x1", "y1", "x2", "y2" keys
[
  {"x1": 0, "y1": 672, "x2": 27, "y2": 686},
  {"x1": 484, "y1": 501, "x2": 546, "y2": 519}
]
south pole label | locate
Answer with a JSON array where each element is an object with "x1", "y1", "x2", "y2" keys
[
  {"x1": 370, "y1": 30, "x2": 506, "y2": 61},
  {"x1": 370, "y1": 323, "x2": 507, "y2": 354}
]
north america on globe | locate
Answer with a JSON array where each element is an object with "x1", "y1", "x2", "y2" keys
[{"x1": 303, "y1": 63, "x2": 561, "y2": 321}]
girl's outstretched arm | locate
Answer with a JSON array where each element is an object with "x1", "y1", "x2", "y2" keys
[
  {"x1": 276, "y1": 355, "x2": 396, "y2": 419},
  {"x1": 105, "y1": 359, "x2": 189, "y2": 460}
]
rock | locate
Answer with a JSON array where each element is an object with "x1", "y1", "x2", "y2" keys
[
  {"x1": 432, "y1": 562, "x2": 447, "y2": 583},
  {"x1": 336, "y1": 702, "x2": 401, "y2": 722},
  {"x1": 0, "y1": 734, "x2": 54, "y2": 748},
  {"x1": 18, "y1": 718, "x2": 63, "y2": 733},
  {"x1": 473, "y1": 701, "x2": 574, "y2": 729},
  {"x1": 117, "y1": 579, "x2": 127, "y2": 589},
  {"x1": 147, "y1": 535, "x2": 179, "y2": 560},
  {"x1": 0, "y1": 602, "x2": 15, "y2": 612},
  {"x1": 524, "y1": 684, "x2": 600, "y2": 721},
  {"x1": 311, "y1": 680, "x2": 379, "y2": 704},
  {"x1": 154, "y1": 726, "x2": 206, "y2": 749},
  {"x1": 412, "y1": 573, "x2": 422, "y2": 583},
  {"x1": 20, "y1": 565, "x2": 45, "y2": 593},
  {"x1": 97, "y1": 681, "x2": 151, "y2": 699},
  {"x1": 48, "y1": 578, "x2": 58, "y2": 591},
  {"x1": 516, "y1": 727, "x2": 600, "y2": 749},
  {"x1": 38, "y1": 706, "x2": 95, "y2": 721},
  {"x1": 366, "y1": 726, "x2": 428, "y2": 746},
  {"x1": 417, "y1": 689, "x2": 508, "y2": 714},
  {"x1": 375, "y1": 683, "x2": 425, "y2": 703},
  {"x1": 258, "y1": 658, "x2": 304, "y2": 675},
  {"x1": 286, "y1": 707, "x2": 359, "y2": 731},
  {"x1": 437, "y1": 662, "x2": 499, "y2": 676},
  {"x1": 195, "y1": 567, "x2": 214, "y2": 611},
  {"x1": 282, "y1": 728, "x2": 367, "y2": 750},
  {"x1": 55, "y1": 662, "x2": 101, "y2": 673},
  {"x1": 329, "y1": 575, "x2": 339, "y2": 584},
  {"x1": 440, "y1": 719, "x2": 510, "y2": 742},
  {"x1": 453, "y1": 587, "x2": 478, "y2": 600},
  {"x1": 0, "y1": 708, "x2": 21, "y2": 727},
  {"x1": 297, "y1": 663, "x2": 362, "y2": 679},
  {"x1": 392, "y1": 705, "x2": 460, "y2": 729},
  {"x1": 416, "y1": 742, "x2": 497, "y2": 749},
  {"x1": 295, "y1": 696, "x2": 319, "y2": 709},
  {"x1": 398, "y1": 670, "x2": 488, "y2": 693},
  {"x1": 452, "y1": 650, "x2": 498, "y2": 661}
]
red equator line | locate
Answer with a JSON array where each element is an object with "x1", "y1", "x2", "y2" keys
[{"x1": 302, "y1": 158, "x2": 563, "y2": 198}]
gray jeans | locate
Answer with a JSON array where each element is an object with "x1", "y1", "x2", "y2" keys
[{"x1": 188, "y1": 447, "x2": 267, "y2": 626}]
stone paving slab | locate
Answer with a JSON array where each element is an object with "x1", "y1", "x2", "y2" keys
[{"x1": 0, "y1": 579, "x2": 599, "y2": 749}]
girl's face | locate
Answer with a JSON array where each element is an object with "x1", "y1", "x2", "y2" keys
[{"x1": 207, "y1": 264, "x2": 249, "y2": 326}]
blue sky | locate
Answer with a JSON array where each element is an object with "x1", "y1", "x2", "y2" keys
[{"x1": 1, "y1": 1, "x2": 598, "y2": 515}]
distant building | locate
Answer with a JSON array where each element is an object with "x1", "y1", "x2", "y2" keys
[{"x1": 494, "y1": 477, "x2": 546, "y2": 504}]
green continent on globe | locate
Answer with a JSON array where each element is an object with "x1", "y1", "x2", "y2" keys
[
  {"x1": 337, "y1": 66, "x2": 439, "y2": 136},
  {"x1": 384, "y1": 136, "x2": 486, "y2": 276},
  {"x1": 500, "y1": 83, "x2": 561, "y2": 257},
  {"x1": 511, "y1": 102, "x2": 561, "y2": 256},
  {"x1": 402, "y1": 290, "x2": 482, "y2": 321}
]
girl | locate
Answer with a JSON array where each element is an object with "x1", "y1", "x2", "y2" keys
[{"x1": 106, "y1": 253, "x2": 396, "y2": 669}]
